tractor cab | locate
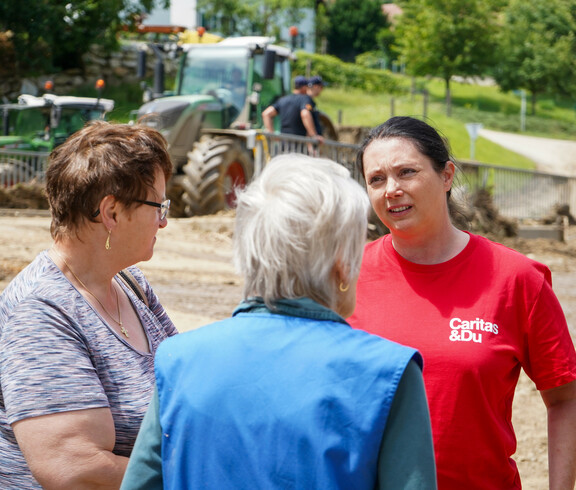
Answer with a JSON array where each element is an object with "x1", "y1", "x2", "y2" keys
[
  {"x1": 138, "y1": 37, "x2": 293, "y2": 135},
  {"x1": 175, "y1": 37, "x2": 292, "y2": 128}
]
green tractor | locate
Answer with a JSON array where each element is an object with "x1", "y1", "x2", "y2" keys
[
  {"x1": 0, "y1": 93, "x2": 114, "y2": 151},
  {"x1": 0, "y1": 92, "x2": 114, "y2": 185},
  {"x1": 136, "y1": 36, "x2": 336, "y2": 217}
]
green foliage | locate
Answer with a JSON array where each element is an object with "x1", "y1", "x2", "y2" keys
[
  {"x1": 355, "y1": 51, "x2": 389, "y2": 70},
  {"x1": 197, "y1": 0, "x2": 255, "y2": 36},
  {"x1": 0, "y1": 0, "x2": 167, "y2": 75},
  {"x1": 395, "y1": 0, "x2": 498, "y2": 113},
  {"x1": 419, "y1": 76, "x2": 576, "y2": 136},
  {"x1": 325, "y1": 0, "x2": 388, "y2": 61},
  {"x1": 293, "y1": 51, "x2": 402, "y2": 94},
  {"x1": 494, "y1": 0, "x2": 576, "y2": 115},
  {"x1": 70, "y1": 80, "x2": 147, "y2": 123},
  {"x1": 0, "y1": 1, "x2": 54, "y2": 73},
  {"x1": 375, "y1": 27, "x2": 397, "y2": 65},
  {"x1": 315, "y1": 2, "x2": 330, "y2": 52}
]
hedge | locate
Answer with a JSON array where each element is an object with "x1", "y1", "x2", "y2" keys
[{"x1": 292, "y1": 51, "x2": 402, "y2": 95}]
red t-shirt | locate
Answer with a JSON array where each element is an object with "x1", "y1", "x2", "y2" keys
[{"x1": 349, "y1": 233, "x2": 576, "y2": 489}]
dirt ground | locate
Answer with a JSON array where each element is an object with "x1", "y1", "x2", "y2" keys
[
  {"x1": 0, "y1": 209, "x2": 576, "y2": 490},
  {"x1": 2, "y1": 210, "x2": 576, "y2": 488}
]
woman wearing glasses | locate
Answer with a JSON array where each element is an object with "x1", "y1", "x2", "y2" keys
[{"x1": 0, "y1": 121, "x2": 178, "y2": 489}]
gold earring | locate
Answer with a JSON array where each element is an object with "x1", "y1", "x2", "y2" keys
[
  {"x1": 105, "y1": 230, "x2": 111, "y2": 250},
  {"x1": 339, "y1": 282, "x2": 349, "y2": 292}
]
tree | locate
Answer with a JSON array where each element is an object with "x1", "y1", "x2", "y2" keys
[
  {"x1": 0, "y1": 1, "x2": 54, "y2": 74},
  {"x1": 315, "y1": 1, "x2": 330, "y2": 54},
  {"x1": 494, "y1": 0, "x2": 576, "y2": 115},
  {"x1": 196, "y1": 0, "x2": 314, "y2": 39},
  {"x1": 196, "y1": 0, "x2": 253, "y2": 36},
  {"x1": 0, "y1": 0, "x2": 168, "y2": 75},
  {"x1": 395, "y1": 0, "x2": 498, "y2": 115},
  {"x1": 325, "y1": 0, "x2": 388, "y2": 62}
]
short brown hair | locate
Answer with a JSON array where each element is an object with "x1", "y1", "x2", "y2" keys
[{"x1": 46, "y1": 121, "x2": 172, "y2": 239}]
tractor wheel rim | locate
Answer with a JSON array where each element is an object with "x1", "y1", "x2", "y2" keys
[{"x1": 225, "y1": 161, "x2": 246, "y2": 208}]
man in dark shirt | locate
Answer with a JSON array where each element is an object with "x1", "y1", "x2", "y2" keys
[
  {"x1": 262, "y1": 76, "x2": 324, "y2": 143},
  {"x1": 305, "y1": 75, "x2": 326, "y2": 141}
]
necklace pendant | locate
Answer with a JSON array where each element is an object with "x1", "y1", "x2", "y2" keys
[{"x1": 120, "y1": 324, "x2": 130, "y2": 338}]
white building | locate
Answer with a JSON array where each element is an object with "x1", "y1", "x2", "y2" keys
[{"x1": 143, "y1": 0, "x2": 198, "y2": 29}]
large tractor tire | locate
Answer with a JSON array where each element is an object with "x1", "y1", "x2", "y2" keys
[
  {"x1": 165, "y1": 175, "x2": 189, "y2": 217},
  {"x1": 179, "y1": 136, "x2": 254, "y2": 216}
]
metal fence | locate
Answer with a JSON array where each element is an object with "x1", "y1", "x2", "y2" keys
[
  {"x1": 3, "y1": 134, "x2": 576, "y2": 223},
  {"x1": 254, "y1": 132, "x2": 576, "y2": 223},
  {"x1": 0, "y1": 149, "x2": 50, "y2": 187},
  {"x1": 455, "y1": 160, "x2": 576, "y2": 221},
  {"x1": 254, "y1": 132, "x2": 364, "y2": 183}
]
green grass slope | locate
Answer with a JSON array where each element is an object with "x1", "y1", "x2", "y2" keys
[{"x1": 319, "y1": 76, "x2": 576, "y2": 170}]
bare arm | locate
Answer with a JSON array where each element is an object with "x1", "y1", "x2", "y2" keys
[
  {"x1": 13, "y1": 407, "x2": 128, "y2": 489},
  {"x1": 541, "y1": 380, "x2": 576, "y2": 490},
  {"x1": 262, "y1": 106, "x2": 278, "y2": 133},
  {"x1": 300, "y1": 109, "x2": 324, "y2": 144}
]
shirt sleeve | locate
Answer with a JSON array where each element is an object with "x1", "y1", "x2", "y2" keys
[
  {"x1": 1, "y1": 297, "x2": 110, "y2": 424},
  {"x1": 377, "y1": 359, "x2": 437, "y2": 490},
  {"x1": 299, "y1": 95, "x2": 315, "y2": 111},
  {"x1": 522, "y1": 272, "x2": 576, "y2": 390},
  {"x1": 121, "y1": 387, "x2": 164, "y2": 490}
]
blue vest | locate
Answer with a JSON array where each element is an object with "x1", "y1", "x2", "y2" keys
[{"x1": 155, "y1": 302, "x2": 421, "y2": 489}]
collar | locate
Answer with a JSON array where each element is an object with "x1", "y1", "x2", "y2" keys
[{"x1": 233, "y1": 297, "x2": 348, "y2": 325}]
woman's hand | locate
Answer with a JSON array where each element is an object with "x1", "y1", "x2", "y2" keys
[{"x1": 13, "y1": 407, "x2": 128, "y2": 489}]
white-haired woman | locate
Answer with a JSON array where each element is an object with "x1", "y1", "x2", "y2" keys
[{"x1": 121, "y1": 154, "x2": 437, "y2": 490}]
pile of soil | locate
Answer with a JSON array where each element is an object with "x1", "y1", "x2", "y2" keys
[{"x1": 0, "y1": 182, "x2": 48, "y2": 209}]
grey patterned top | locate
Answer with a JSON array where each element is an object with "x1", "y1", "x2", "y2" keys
[{"x1": 0, "y1": 251, "x2": 178, "y2": 489}]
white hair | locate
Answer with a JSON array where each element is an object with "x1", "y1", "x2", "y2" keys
[{"x1": 233, "y1": 153, "x2": 370, "y2": 310}]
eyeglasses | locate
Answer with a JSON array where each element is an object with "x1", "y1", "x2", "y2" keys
[
  {"x1": 91, "y1": 198, "x2": 171, "y2": 219},
  {"x1": 135, "y1": 199, "x2": 171, "y2": 220}
]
